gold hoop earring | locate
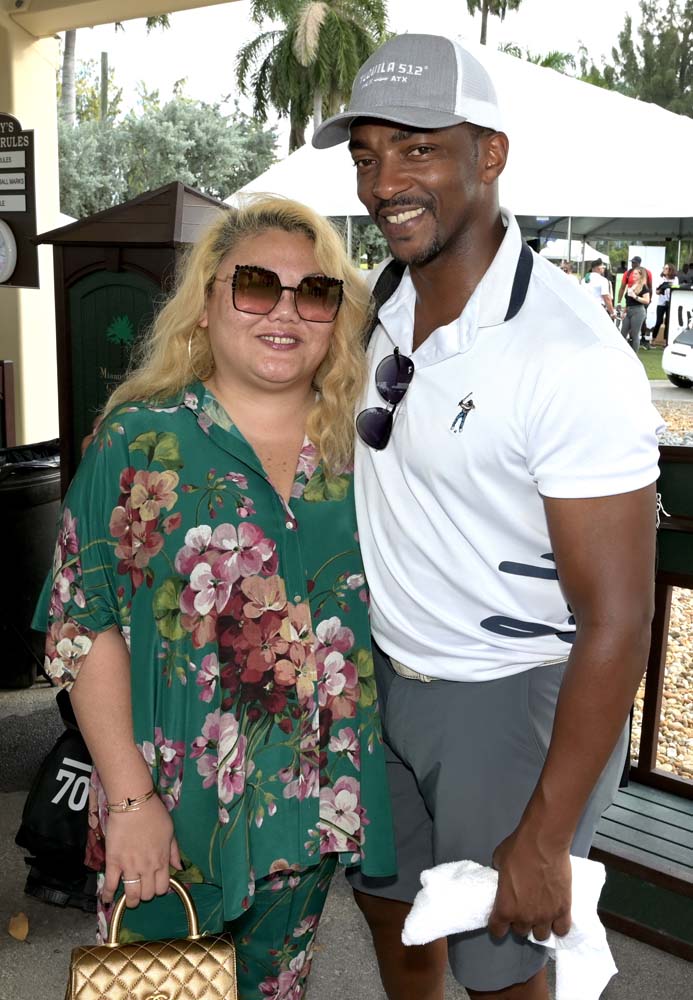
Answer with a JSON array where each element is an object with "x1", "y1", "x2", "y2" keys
[{"x1": 187, "y1": 328, "x2": 214, "y2": 382}]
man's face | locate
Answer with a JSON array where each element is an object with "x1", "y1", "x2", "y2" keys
[{"x1": 348, "y1": 119, "x2": 504, "y2": 266}]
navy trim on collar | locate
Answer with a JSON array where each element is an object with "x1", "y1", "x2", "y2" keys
[{"x1": 504, "y1": 242, "x2": 534, "y2": 322}]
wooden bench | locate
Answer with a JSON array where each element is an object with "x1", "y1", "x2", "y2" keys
[{"x1": 590, "y1": 782, "x2": 693, "y2": 960}]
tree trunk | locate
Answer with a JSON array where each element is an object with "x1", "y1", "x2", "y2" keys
[
  {"x1": 313, "y1": 89, "x2": 323, "y2": 129},
  {"x1": 480, "y1": 1, "x2": 489, "y2": 45},
  {"x1": 289, "y1": 102, "x2": 306, "y2": 152},
  {"x1": 100, "y1": 52, "x2": 109, "y2": 121},
  {"x1": 60, "y1": 29, "x2": 77, "y2": 127}
]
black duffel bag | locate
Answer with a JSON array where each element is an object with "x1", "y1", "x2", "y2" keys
[{"x1": 15, "y1": 688, "x2": 97, "y2": 911}]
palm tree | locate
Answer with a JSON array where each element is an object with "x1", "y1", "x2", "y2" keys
[
  {"x1": 59, "y1": 16, "x2": 171, "y2": 129},
  {"x1": 466, "y1": 1, "x2": 524, "y2": 45},
  {"x1": 499, "y1": 42, "x2": 575, "y2": 73},
  {"x1": 236, "y1": 0, "x2": 387, "y2": 152}
]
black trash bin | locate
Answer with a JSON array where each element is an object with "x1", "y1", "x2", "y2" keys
[{"x1": 0, "y1": 440, "x2": 61, "y2": 688}]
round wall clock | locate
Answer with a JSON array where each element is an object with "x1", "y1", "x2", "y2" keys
[{"x1": 0, "y1": 219, "x2": 18, "y2": 283}]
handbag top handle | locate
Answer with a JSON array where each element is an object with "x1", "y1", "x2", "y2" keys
[{"x1": 107, "y1": 877, "x2": 201, "y2": 946}]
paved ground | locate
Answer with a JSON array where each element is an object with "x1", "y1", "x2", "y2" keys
[{"x1": 650, "y1": 378, "x2": 693, "y2": 402}]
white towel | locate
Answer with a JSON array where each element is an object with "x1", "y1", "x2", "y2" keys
[{"x1": 402, "y1": 856, "x2": 617, "y2": 1000}]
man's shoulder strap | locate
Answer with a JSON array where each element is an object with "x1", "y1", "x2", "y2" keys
[
  {"x1": 364, "y1": 242, "x2": 534, "y2": 345},
  {"x1": 365, "y1": 259, "x2": 406, "y2": 345}
]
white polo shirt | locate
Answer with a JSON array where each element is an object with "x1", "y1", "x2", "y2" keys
[{"x1": 355, "y1": 211, "x2": 663, "y2": 682}]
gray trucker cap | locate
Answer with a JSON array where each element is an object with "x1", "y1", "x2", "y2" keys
[{"x1": 312, "y1": 33, "x2": 502, "y2": 148}]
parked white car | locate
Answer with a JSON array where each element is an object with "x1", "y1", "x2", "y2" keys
[{"x1": 662, "y1": 329, "x2": 693, "y2": 389}]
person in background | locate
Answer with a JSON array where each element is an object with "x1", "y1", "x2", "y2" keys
[
  {"x1": 313, "y1": 31, "x2": 661, "y2": 1000},
  {"x1": 582, "y1": 259, "x2": 616, "y2": 317},
  {"x1": 619, "y1": 255, "x2": 653, "y2": 347},
  {"x1": 677, "y1": 261, "x2": 692, "y2": 289},
  {"x1": 34, "y1": 195, "x2": 396, "y2": 1000},
  {"x1": 652, "y1": 264, "x2": 678, "y2": 345},
  {"x1": 559, "y1": 261, "x2": 579, "y2": 283},
  {"x1": 621, "y1": 266, "x2": 651, "y2": 353}
]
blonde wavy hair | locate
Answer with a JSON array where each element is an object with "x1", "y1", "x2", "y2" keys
[{"x1": 104, "y1": 194, "x2": 372, "y2": 474}]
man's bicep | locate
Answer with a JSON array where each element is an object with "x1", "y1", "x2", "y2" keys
[{"x1": 542, "y1": 486, "x2": 657, "y2": 627}]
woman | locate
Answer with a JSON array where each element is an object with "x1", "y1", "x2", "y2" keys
[
  {"x1": 37, "y1": 195, "x2": 396, "y2": 998},
  {"x1": 652, "y1": 263, "x2": 677, "y2": 345},
  {"x1": 620, "y1": 266, "x2": 651, "y2": 353}
]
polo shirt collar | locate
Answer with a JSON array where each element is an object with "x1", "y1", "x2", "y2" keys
[{"x1": 376, "y1": 208, "x2": 524, "y2": 364}]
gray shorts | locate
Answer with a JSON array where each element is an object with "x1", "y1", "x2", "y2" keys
[{"x1": 347, "y1": 646, "x2": 628, "y2": 992}]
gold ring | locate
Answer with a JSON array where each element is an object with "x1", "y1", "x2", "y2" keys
[{"x1": 122, "y1": 878, "x2": 141, "y2": 884}]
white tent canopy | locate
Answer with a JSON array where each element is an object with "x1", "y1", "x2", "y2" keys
[
  {"x1": 230, "y1": 40, "x2": 693, "y2": 241},
  {"x1": 539, "y1": 239, "x2": 607, "y2": 263}
]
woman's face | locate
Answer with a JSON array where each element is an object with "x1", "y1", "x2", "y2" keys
[{"x1": 200, "y1": 229, "x2": 336, "y2": 395}]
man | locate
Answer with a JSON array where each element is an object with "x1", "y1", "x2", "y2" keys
[
  {"x1": 582, "y1": 258, "x2": 616, "y2": 318},
  {"x1": 313, "y1": 34, "x2": 662, "y2": 1000},
  {"x1": 677, "y1": 261, "x2": 692, "y2": 289},
  {"x1": 618, "y1": 255, "x2": 653, "y2": 301}
]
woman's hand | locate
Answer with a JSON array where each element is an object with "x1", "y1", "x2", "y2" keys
[{"x1": 101, "y1": 794, "x2": 183, "y2": 908}]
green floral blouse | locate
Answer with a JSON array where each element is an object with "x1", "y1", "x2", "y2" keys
[{"x1": 36, "y1": 383, "x2": 396, "y2": 938}]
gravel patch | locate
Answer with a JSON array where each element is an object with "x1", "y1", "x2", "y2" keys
[
  {"x1": 632, "y1": 587, "x2": 693, "y2": 780},
  {"x1": 632, "y1": 398, "x2": 693, "y2": 780},
  {"x1": 655, "y1": 398, "x2": 693, "y2": 445}
]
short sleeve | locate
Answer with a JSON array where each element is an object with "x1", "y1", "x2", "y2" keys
[
  {"x1": 33, "y1": 425, "x2": 131, "y2": 688},
  {"x1": 526, "y1": 343, "x2": 664, "y2": 499}
]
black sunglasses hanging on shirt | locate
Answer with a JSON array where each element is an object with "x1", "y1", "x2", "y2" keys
[{"x1": 356, "y1": 347, "x2": 415, "y2": 450}]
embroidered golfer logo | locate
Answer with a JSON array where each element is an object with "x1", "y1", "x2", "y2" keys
[{"x1": 450, "y1": 393, "x2": 475, "y2": 433}]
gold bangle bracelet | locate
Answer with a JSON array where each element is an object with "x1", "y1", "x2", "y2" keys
[{"x1": 107, "y1": 788, "x2": 156, "y2": 813}]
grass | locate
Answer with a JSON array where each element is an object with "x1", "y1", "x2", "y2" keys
[{"x1": 637, "y1": 345, "x2": 667, "y2": 381}]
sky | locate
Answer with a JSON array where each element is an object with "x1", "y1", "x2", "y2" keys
[{"x1": 73, "y1": 0, "x2": 639, "y2": 135}]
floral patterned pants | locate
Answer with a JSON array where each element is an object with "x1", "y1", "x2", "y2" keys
[{"x1": 231, "y1": 856, "x2": 337, "y2": 999}]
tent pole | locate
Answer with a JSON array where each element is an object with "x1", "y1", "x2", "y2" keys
[
  {"x1": 566, "y1": 216, "x2": 573, "y2": 263},
  {"x1": 677, "y1": 239, "x2": 682, "y2": 270},
  {"x1": 581, "y1": 239, "x2": 586, "y2": 279},
  {"x1": 346, "y1": 216, "x2": 353, "y2": 260}
]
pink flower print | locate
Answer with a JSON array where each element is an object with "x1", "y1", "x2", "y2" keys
[
  {"x1": 183, "y1": 392, "x2": 199, "y2": 411},
  {"x1": 191, "y1": 709, "x2": 220, "y2": 758},
  {"x1": 346, "y1": 574, "x2": 365, "y2": 590},
  {"x1": 315, "y1": 616, "x2": 355, "y2": 654},
  {"x1": 161, "y1": 773, "x2": 183, "y2": 811},
  {"x1": 189, "y1": 560, "x2": 233, "y2": 616},
  {"x1": 241, "y1": 575, "x2": 288, "y2": 620},
  {"x1": 174, "y1": 524, "x2": 213, "y2": 575},
  {"x1": 212, "y1": 523, "x2": 276, "y2": 582},
  {"x1": 328, "y1": 727, "x2": 360, "y2": 770},
  {"x1": 296, "y1": 440, "x2": 319, "y2": 480},
  {"x1": 122, "y1": 520, "x2": 164, "y2": 572},
  {"x1": 218, "y1": 713, "x2": 248, "y2": 804},
  {"x1": 282, "y1": 757, "x2": 319, "y2": 802},
  {"x1": 197, "y1": 752, "x2": 218, "y2": 790},
  {"x1": 196, "y1": 652, "x2": 219, "y2": 703},
  {"x1": 117, "y1": 466, "x2": 136, "y2": 500},
  {"x1": 225, "y1": 471, "x2": 248, "y2": 490},
  {"x1": 154, "y1": 728, "x2": 185, "y2": 780},
  {"x1": 57, "y1": 508, "x2": 79, "y2": 562},
  {"x1": 318, "y1": 775, "x2": 361, "y2": 851},
  {"x1": 293, "y1": 915, "x2": 319, "y2": 939},
  {"x1": 237, "y1": 612, "x2": 289, "y2": 682},
  {"x1": 108, "y1": 504, "x2": 130, "y2": 542},
  {"x1": 129, "y1": 469, "x2": 179, "y2": 522},
  {"x1": 197, "y1": 411, "x2": 213, "y2": 434},
  {"x1": 162, "y1": 512, "x2": 182, "y2": 535},
  {"x1": 259, "y1": 950, "x2": 309, "y2": 999},
  {"x1": 44, "y1": 621, "x2": 93, "y2": 682},
  {"x1": 320, "y1": 650, "x2": 348, "y2": 698},
  {"x1": 140, "y1": 740, "x2": 156, "y2": 768}
]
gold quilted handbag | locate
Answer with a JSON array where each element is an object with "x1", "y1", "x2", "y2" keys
[{"x1": 65, "y1": 877, "x2": 237, "y2": 1000}]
